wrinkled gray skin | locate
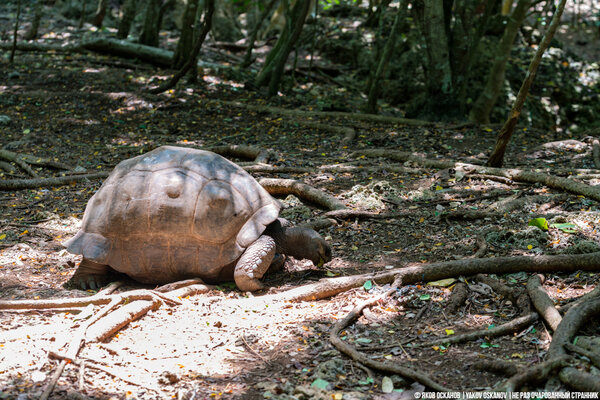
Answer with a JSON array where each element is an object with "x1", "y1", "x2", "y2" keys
[{"x1": 64, "y1": 146, "x2": 332, "y2": 291}]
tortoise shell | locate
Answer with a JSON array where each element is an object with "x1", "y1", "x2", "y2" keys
[{"x1": 65, "y1": 146, "x2": 280, "y2": 284}]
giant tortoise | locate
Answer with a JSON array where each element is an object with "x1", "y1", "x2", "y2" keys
[{"x1": 65, "y1": 145, "x2": 331, "y2": 291}]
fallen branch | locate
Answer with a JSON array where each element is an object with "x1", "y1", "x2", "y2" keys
[
  {"x1": 0, "y1": 172, "x2": 109, "y2": 190},
  {"x1": 526, "y1": 274, "x2": 562, "y2": 331},
  {"x1": 85, "y1": 299, "x2": 160, "y2": 342},
  {"x1": 259, "y1": 178, "x2": 346, "y2": 211}
]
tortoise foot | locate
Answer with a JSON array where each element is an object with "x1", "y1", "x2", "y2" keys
[
  {"x1": 234, "y1": 235, "x2": 276, "y2": 292},
  {"x1": 64, "y1": 258, "x2": 112, "y2": 290}
]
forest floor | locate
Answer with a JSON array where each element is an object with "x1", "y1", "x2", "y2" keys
[{"x1": 1, "y1": 21, "x2": 600, "y2": 400}]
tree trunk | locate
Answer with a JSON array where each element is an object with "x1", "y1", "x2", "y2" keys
[
  {"x1": 172, "y1": 0, "x2": 200, "y2": 69},
  {"x1": 117, "y1": 0, "x2": 137, "y2": 39},
  {"x1": 24, "y1": 0, "x2": 43, "y2": 40},
  {"x1": 92, "y1": 0, "x2": 108, "y2": 28},
  {"x1": 469, "y1": 0, "x2": 532, "y2": 124},
  {"x1": 486, "y1": 0, "x2": 568, "y2": 167},
  {"x1": 139, "y1": 0, "x2": 161, "y2": 47},
  {"x1": 254, "y1": 0, "x2": 311, "y2": 97},
  {"x1": 10, "y1": 0, "x2": 22, "y2": 63},
  {"x1": 241, "y1": 0, "x2": 279, "y2": 68},
  {"x1": 149, "y1": 0, "x2": 215, "y2": 94},
  {"x1": 365, "y1": 1, "x2": 407, "y2": 114},
  {"x1": 417, "y1": 0, "x2": 456, "y2": 118}
]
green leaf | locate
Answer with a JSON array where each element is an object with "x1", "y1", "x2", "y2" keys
[
  {"x1": 311, "y1": 378, "x2": 330, "y2": 390},
  {"x1": 363, "y1": 280, "x2": 373, "y2": 291},
  {"x1": 419, "y1": 294, "x2": 431, "y2": 301},
  {"x1": 358, "y1": 377, "x2": 374, "y2": 385},
  {"x1": 355, "y1": 338, "x2": 373, "y2": 344},
  {"x1": 427, "y1": 278, "x2": 456, "y2": 287},
  {"x1": 528, "y1": 218, "x2": 549, "y2": 231},
  {"x1": 550, "y1": 223, "x2": 577, "y2": 233}
]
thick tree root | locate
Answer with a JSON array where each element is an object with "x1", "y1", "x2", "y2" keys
[
  {"x1": 259, "y1": 177, "x2": 347, "y2": 210},
  {"x1": 526, "y1": 274, "x2": 562, "y2": 331},
  {"x1": 547, "y1": 296, "x2": 600, "y2": 359},
  {"x1": 564, "y1": 343, "x2": 600, "y2": 369},
  {"x1": 268, "y1": 251, "x2": 600, "y2": 302},
  {"x1": 499, "y1": 355, "x2": 571, "y2": 392},
  {"x1": 558, "y1": 367, "x2": 600, "y2": 392}
]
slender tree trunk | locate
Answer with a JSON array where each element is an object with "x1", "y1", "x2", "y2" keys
[
  {"x1": 10, "y1": 0, "x2": 22, "y2": 64},
  {"x1": 139, "y1": 0, "x2": 161, "y2": 47},
  {"x1": 469, "y1": 0, "x2": 532, "y2": 123},
  {"x1": 149, "y1": 0, "x2": 215, "y2": 94},
  {"x1": 241, "y1": 0, "x2": 279, "y2": 68},
  {"x1": 418, "y1": 0, "x2": 455, "y2": 118},
  {"x1": 92, "y1": 0, "x2": 108, "y2": 28},
  {"x1": 254, "y1": 0, "x2": 311, "y2": 97},
  {"x1": 117, "y1": 0, "x2": 137, "y2": 39},
  {"x1": 486, "y1": 0, "x2": 568, "y2": 167},
  {"x1": 173, "y1": 0, "x2": 200, "y2": 69},
  {"x1": 366, "y1": 1, "x2": 407, "y2": 114},
  {"x1": 79, "y1": 0, "x2": 87, "y2": 28},
  {"x1": 24, "y1": 0, "x2": 43, "y2": 39}
]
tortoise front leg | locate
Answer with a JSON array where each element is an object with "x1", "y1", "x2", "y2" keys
[
  {"x1": 234, "y1": 235, "x2": 276, "y2": 292},
  {"x1": 65, "y1": 258, "x2": 112, "y2": 290}
]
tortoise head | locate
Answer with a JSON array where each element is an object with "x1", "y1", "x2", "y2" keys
[{"x1": 267, "y1": 220, "x2": 332, "y2": 267}]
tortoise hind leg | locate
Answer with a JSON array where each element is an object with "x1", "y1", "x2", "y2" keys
[
  {"x1": 65, "y1": 258, "x2": 113, "y2": 290},
  {"x1": 234, "y1": 235, "x2": 276, "y2": 292}
]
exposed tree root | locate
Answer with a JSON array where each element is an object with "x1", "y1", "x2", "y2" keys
[
  {"x1": 0, "y1": 287, "x2": 184, "y2": 310},
  {"x1": 446, "y1": 282, "x2": 468, "y2": 313},
  {"x1": 268, "y1": 251, "x2": 600, "y2": 302},
  {"x1": 207, "y1": 144, "x2": 271, "y2": 164},
  {"x1": 328, "y1": 278, "x2": 450, "y2": 391},
  {"x1": 559, "y1": 367, "x2": 600, "y2": 392},
  {"x1": 547, "y1": 296, "x2": 600, "y2": 359},
  {"x1": 416, "y1": 312, "x2": 540, "y2": 348},
  {"x1": 472, "y1": 359, "x2": 524, "y2": 377},
  {"x1": 499, "y1": 355, "x2": 571, "y2": 392},
  {"x1": 526, "y1": 274, "x2": 562, "y2": 331},
  {"x1": 0, "y1": 172, "x2": 109, "y2": 190},
  {"x1": 212, "y1": 100, "x2": 437, "y2": 127},
  {"x1": 592, "y1": 139, "x2": 600, "y2": 169},
  {"x1": 259, "y1": 178, "x2": 347, "y2": 210},
  {"x1": 323, "y1": 209, "x2": 415, "y2": 220},
  {"x1": 353, "y1": 149, "x2": 600, "y2": 201},
  {"x1": 564, "y1": 343, "x2": 600, "y2": 369},
  {"x1": 85, "y1": 299, "x2": 160, "y2": 342},
  {"x1": 285, "y1": 120, "x2": 356, "y2": 147}
]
